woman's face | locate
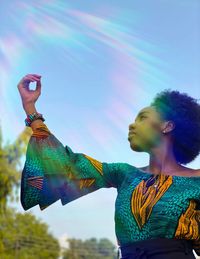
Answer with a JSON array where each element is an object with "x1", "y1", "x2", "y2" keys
[{"x1": 128, "y1": 106, "x2": 165, "y2": 153}]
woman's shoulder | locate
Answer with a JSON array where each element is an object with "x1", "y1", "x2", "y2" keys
[
  {"x1": 179, "y1": 166, "x2": 200, "y2": 177},
  {"x1": 135, "y1": 165, "x2": 200, "y2": 177}
]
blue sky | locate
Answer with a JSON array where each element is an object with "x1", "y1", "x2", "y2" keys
[{"x1": 1, "y1": 0, "x2": 200, "y2": 249}]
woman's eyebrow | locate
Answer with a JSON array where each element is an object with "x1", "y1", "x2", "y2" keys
[
  {"x1": 137, "y1": 111, "x2": 149, "y2": 117},
  {"x1": 134, "y1": 111, "x2": 149, "y2": 122}
]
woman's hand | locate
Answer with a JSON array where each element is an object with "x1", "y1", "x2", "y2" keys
[{"x1": 17, "y1": 74, "x2": 42, "y2": 106}]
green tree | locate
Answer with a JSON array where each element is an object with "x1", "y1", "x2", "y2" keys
[
  {"x1": 0, "y1": 207, "x2": 60, "y2": 258},
  {"x1": 0, "y1": 125, "x2": 60, "y2": 258},
  {"x1": 62, "y1": 237, "x2": 117, "y2": 259},
  {"x1": 0, "y1": 125, "x2": 32, "y2": 212}
]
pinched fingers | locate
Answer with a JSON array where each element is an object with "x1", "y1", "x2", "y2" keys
[{"x1": 18, "y1": 74, "x2": 42, "y2": 89}]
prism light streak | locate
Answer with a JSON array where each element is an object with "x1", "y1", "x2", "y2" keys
[{"x1": 1, "y1": 0, "x2": 167, "y2": 155}]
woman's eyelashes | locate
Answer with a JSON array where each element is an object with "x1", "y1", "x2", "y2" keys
[
  {"x1": 134, "y1": 115, "x2": 147, "y2": 123},
  {"x1": 140, "y1": 116, "x2": 147, "y2": 120}
]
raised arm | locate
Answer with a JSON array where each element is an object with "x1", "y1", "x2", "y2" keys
[{"x1": 18, "y1": 74, "x2": 137, "y2": 211}]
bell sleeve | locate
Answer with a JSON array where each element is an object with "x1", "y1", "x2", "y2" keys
[{"x1": 20, "y1": 124, "x2": 134, "y2": 211}]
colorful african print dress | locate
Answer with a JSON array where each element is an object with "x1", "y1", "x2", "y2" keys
[{"x1": 20, "y1": 124, "x2": 200, "y2": 256}]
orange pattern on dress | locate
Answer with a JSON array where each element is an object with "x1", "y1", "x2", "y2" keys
[
  {"x1": 83, "y1": 154, "x2": 103, "y2": 175},
  {"x1": 67, "y1": 154, "x2": 103, "y2": 190},
  {"x1": 174, "y1": 199, "x2": 200, "y2": 240},
  {"x1": 27, "y1": 176, "x2": 44, "y2": 190},
  {"x1": 79, "y1": 179, "x2": 96, "y2": 189},
  {"x1": 131, "y1": 174, "x2": 173, "y2": 229},
  {"x1": 32, "y1": 124, "x2": 52, "y2": 138}
]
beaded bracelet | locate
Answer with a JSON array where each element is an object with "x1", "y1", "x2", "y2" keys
[{"x1": 25, "y1": 112, "x2": 45, "y2": 127}]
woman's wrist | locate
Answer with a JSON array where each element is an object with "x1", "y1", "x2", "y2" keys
[
  {"x1": 23, "y1": 102, "x2": 37, "y2": 115},
  {"x1": 23, "y1": 102, "x2": 46, "y2": 130}
]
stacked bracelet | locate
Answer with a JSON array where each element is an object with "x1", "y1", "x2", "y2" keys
[{"x1": 25, "y1": 112, "x2": 45, "y2": 127}]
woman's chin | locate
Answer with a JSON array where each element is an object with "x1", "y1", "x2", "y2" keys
[{"x1": 130, "y1": 142, "x2": 141, "y2": 151}]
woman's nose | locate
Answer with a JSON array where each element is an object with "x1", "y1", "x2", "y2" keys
[{"x1": 129, "y1": 124, "x2": 135, "y2": 131}]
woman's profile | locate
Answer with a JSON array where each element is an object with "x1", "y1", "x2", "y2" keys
[{"x1": 18, "y1": 74, "x2": 200, "y2": 258}]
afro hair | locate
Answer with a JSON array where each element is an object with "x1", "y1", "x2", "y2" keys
[{"x1": 150, "y1": 89, "x2": 200, "y2": 165}]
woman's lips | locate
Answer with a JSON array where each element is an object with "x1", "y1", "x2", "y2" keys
[
  {"x1": 128, "y1": 132, "x2": 136, "y2": 140},
  {"x1": 128, "y1": 132, "x2": 136, "y2": 137}
]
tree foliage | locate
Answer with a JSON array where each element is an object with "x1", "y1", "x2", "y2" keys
[
  {"x1": 0, "y1": 207, "x2": 60, "y2": 258},
  {"x1": 0, "y1": 125, "x2": 32, "y2": 212},
  {"x1": 62, "y1": 237, "x2": 117, "y2": 259},
  {"x1": 0, "y1": 125, "x2": 60, "y2": 258}
]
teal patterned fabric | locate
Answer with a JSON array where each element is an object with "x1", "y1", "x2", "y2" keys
[
  {"x1": 20, "y1": 132, "x2": 200, "y2": 254},
  {"x1": 113, "y1": 169, "x2": 200, "y2": 245}
]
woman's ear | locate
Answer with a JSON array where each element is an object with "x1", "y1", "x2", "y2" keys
[{"x1": 162, "y1": 121, "x2": 175, "y2": 134}]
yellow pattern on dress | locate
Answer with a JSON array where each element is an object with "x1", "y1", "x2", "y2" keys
[
  {"x1": 131, "y1": 174, "x2": 173, "y2": 229},
  {"x1": 174, "y1": 199, "x2": 200, "y2": 240},
  {"x1": 79, "y1": 179, "x2": 96, "y2": 189},
  {"x1": 82, "y1": 154, "x2": 103, "y2": 175},
  {"x1": 31, "y1": 124, "x2": 52, "y2": 137},
  {"x1": 67, "y1": 154, "x2": 103, "y2": 190}
]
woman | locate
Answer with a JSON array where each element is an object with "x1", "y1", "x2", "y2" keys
[{"x1": 18, "y1": 74, "x2": 200, "y2": 258}]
